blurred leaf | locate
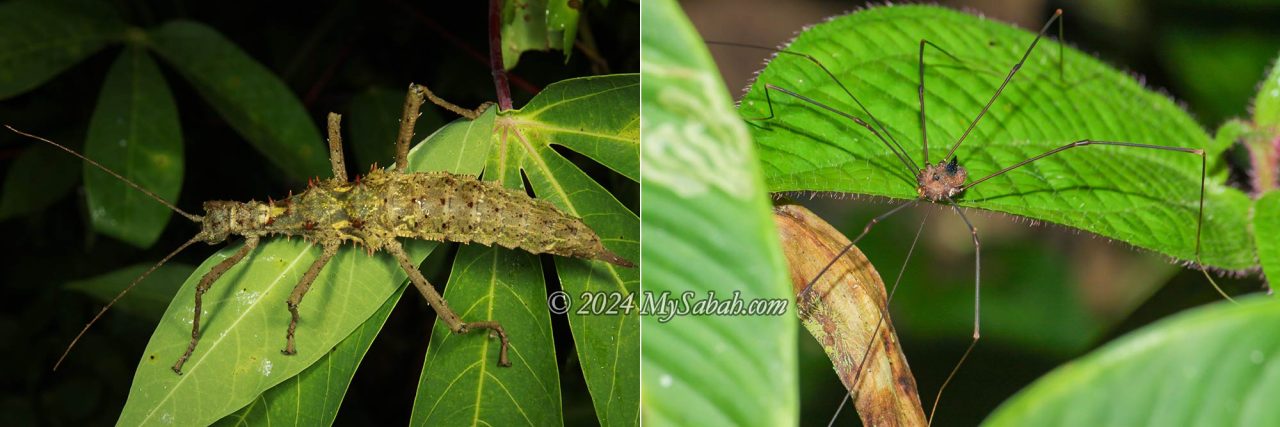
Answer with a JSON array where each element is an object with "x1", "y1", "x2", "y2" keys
[
  {"x1": 410, "y1": 246, "x2": 562, "y2": 426},
  {"x1": 1163, "y1": 29, "x2": 1280, "y2": 126},
  {"x1": 0, "y1": 0, "x2": 124, "y2": 100},
  {"x1": 84, "y1": 47, "x2": 183, "y2": 248},
  {"x1": 986, "y1": 298, "x2": 1280, "y2": 426},
  {"x1": 1256, "y1": 54, "x2": 1280, "y2": 127},
  {"x1": 116, "y1": 114, "x2": 490, "y2": 426},
  {"x1": 486, "y1": 74, "x2": 639, "y2": 426},
  {"x1": 1255, "y1": 192, "x2": 1280, "y2": 286},
  {"x1": 148, "y1": 21, "x2": 328, "y2": 180},
  {"x1": 641, "y1": 0, "x2": 795, "y2": 425},
  {"x1": 1212, "y1": 119, "x2": 1251, "y2": 181},
  {"x1": 213, "y1": 283, "x2": 407, "y2": 426},
  {"x1": 65, "y1": 262, "x2": 196, "y2": 321},
  {"x1": 347, "y1": 86, "x2": 443, "y2": 172},
  {"x1": 0, "y1": 143, "x2": 80, "y2": 220},
  {"x1": 501, "y1": 0, "x2": 581, "y2": 70},
  {"x1": 744, "y1": 5, "x2": 1255, "y2": 270}
]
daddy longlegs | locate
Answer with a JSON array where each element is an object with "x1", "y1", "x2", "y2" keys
[{"x1": 714, "y1": 8, "x2": 1232, "y2": 425}]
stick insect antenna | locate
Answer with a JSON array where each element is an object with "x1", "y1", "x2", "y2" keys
[
  {"x1": 4, "y1": 125, "x2": 203, "y2": 223},
  {"x1": 943, "y1": 9, "x2": 1063, "y2": 161},
  {"x1": 53, "y1": 235, "x2": 204, "y2": 371}
]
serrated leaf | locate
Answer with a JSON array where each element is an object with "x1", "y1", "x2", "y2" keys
[
  {"x1": 65, "y1": 263, "x2": 196, "y2": 321},
  {"x1": 84, "y1": 47, "x2": 183, "y2": 248},
  {"x1": 148, "y1": 21, "x2": 328, "y2": 180},
  {"x1": 410, "y1": 246, "x2": 561, "y2": 425},
  {"x1": 641, "y1": 0, "x2": 795, "y2": 425},
  {"x1": 742, "y1": 5, "x2": 1255, "y2": 270},
  {"x1": 1255, "y1": 192, "x2": 1280, "y2": 286},
  {"x1": 116, "y1": 113, "x2": 493, "y2": 426},
  {"x1": 985, "y1": 298, "x2": 1280, "y2": 426},
  {"x1": 213, "y1": 283, "x2": 406, "y2": 426},
  {"x1": 347, "y1": 86, "x2": 443, "y2": 172},
  {"x1": 0, "y1": 143, "x2": 80, "y2": 220},
  {"x1": 0, "y1": 0, "x2": 124, "y2": 99},
  {"x1": 501, "y1": 0, "x2": 581, "y2": 70},
  {"x1": 457, "y1": 74, "x2": 638, "y2": 427}
]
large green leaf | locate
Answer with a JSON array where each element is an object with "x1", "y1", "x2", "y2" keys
[
  {"x1": 500, "y1": 0, "x2": 580, "y2": 70},
  {"x1": 985, "y1": 297, "x2": 1280, "y2": 426},
  {"x1": 1255, "y1": 54, "x2": 1280, "y2": 127},
  {"x1": 148, "y1": 21, "x2": 329, "y2": 180},
  {"x1": 410, "y1": 246, "x2": 561, "y2": 426},
  {"x1": 213, "y1": 282, "x2": 407, "y2": 426},
  {"x1": 410, "y1": 75, "x2": 640, "y2": 426},
  {"x1": 116, "y1": 113, "x2": 493, "y2": 425},
  {"x1": 641, "y1": 0, "x2": 795, "y2": 425},
  {"x1": 741, "y1": 5, "x2": 1255, "y2": 270},
  {"x1": 0, "y1": 0, "x2": 124, "y2": 99},
  {"x1": 84, "y1": 47, "x2": 183, "y2": 248},
  {"x1": 1255, "y1": 192, "x2": 1280, "y2": 285}
]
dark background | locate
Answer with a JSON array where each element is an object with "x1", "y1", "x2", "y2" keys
[
  {"x1": 0, "y1": 0, "x2": 637, "y2": 424},
  {"x1": 684, "y1": 0, "x2": 1277, "y2": 425}
]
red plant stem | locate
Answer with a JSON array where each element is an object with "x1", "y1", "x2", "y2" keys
[{"x1": 489, "y1": 0, "x2": 513, "y2": 111}]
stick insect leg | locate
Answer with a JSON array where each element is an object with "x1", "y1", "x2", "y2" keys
[
  {"x1": 419, "y1": 83, "x2": 492, "y2": 120},
  {"x1": 326, "y1": 113, "x2": 348, "y2": 182},
  {"x1": 385, "y1": 240, "x2": 511, "y2": 367},
  {"x1": 827, "y1": 212, "x2": 931, "y2": 427},
  {"x1": 281, "y1": 242, "x2": 339, "y2": 355},
  {"x1": 961, "y1": 140, "x2": 1233, "y2": 301},
  {"x1": 396, "y1": 84, "x2": 426, "y2": 172},
  {"x1": 928, "y1": 203, "x2": 982, "y2": 424},
  {"x1": 173, "y1": 236, "x2": 261, "y2": 374}
]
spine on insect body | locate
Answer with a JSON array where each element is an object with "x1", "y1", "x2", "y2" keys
[{"x1": 199, "y1": 169, "x2": 633, "y2": 267}]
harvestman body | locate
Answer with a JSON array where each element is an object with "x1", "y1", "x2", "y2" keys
[{"x1": 718, "y1": 8, "x2": 1227, "y2": 424}]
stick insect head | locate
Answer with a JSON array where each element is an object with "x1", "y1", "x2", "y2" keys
[{"x1": 917, "y1": 157, "x2": 968, "y2": 202}]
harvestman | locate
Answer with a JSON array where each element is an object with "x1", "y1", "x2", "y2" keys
[{"x1": 718, "y1": 8, "x2": 1229, "y2": 424}]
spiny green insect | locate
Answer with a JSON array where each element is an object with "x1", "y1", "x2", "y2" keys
[{"x1": 12, "y1": 83, "x2": 633, "y2": 375}]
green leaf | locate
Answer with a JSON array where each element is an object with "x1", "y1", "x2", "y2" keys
[
  {"x1": 347, "y1": 86, "x2": 443, "y2": 172},
  {"x1": 84, "y1": 47, "x2": 183, "y2": 248},
  {"x1": 410, "y1": 246, "x2": 562, "y2": 425},
  {"x1": 641, "y1": 0, "x2": 795, "y2": 425},
  {"x1": 1255, "y1": 54, "x2": 1280, "y2": 127},
  {"x1": 1255, "y1": 192, "x2": 1280, "y2": 286},
  {"x1": 213, "y1": 283, "x2": 407, "y2": 426},
  {"x1": 500, "y1": 0, "x2": 581, "y2": 70},
  {"x1": 65, "y1": 263, "x2": 196, "y2": 321},
  {"x1": 0, "y1": 143, "x2": 80, "y2": 220},
  {"x1": 148, "y1": 21, "x2": 329, "y2": 180},
  {"x1": 454, "y1": 74, "x2": 638, "y2": 427},
  {"x1": 742, "y1": 5, "x2": 1255, "y2": 270},
  {"x1": 116, "y1": 113, "x2": 493, "y2": 426},
  {"x1": 985, "y1": 297, "x2": 1280, "y2": 426},
  {"x1": 0, "y1": 0, "x2": 124, "y2": 99}
]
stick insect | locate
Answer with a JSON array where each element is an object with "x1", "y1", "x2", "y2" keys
[
  {"x1": 10, "y1": 83, "x2": 633, "y2": 375},
  {"x1": 712, "y1": 6, "x2": 1234, "y2": 424}
]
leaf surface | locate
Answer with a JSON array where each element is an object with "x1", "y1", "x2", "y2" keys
[
  {"x1": 84, "y1": 47, "x2": 183, "y2": 248},
  {"x1": 1255, "y1": 192, "x2": 1280, "y2": 286},
  {"x1": 148, "y1": 21, "x2": 329, "y2": 180},
  {"x1": 500, "y1": 0, "x2": 580, "y2": 69},
  {"x1": 986, "y1": 298, "x2": 1280, "y2": 426},
  {"x1": 641, "y1": 0, "x2": 796, "y2": 425},
  {"x1": 0, "y1": 0, "x2": 124, "y2": 99},
  {"x1": 742, "y1": 5, "x2": 1254, "y2": 270}
]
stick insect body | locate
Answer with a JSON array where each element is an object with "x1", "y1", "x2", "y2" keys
[{"x1": 12, "y1": 83, "x2": 633, "y2": 375}]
